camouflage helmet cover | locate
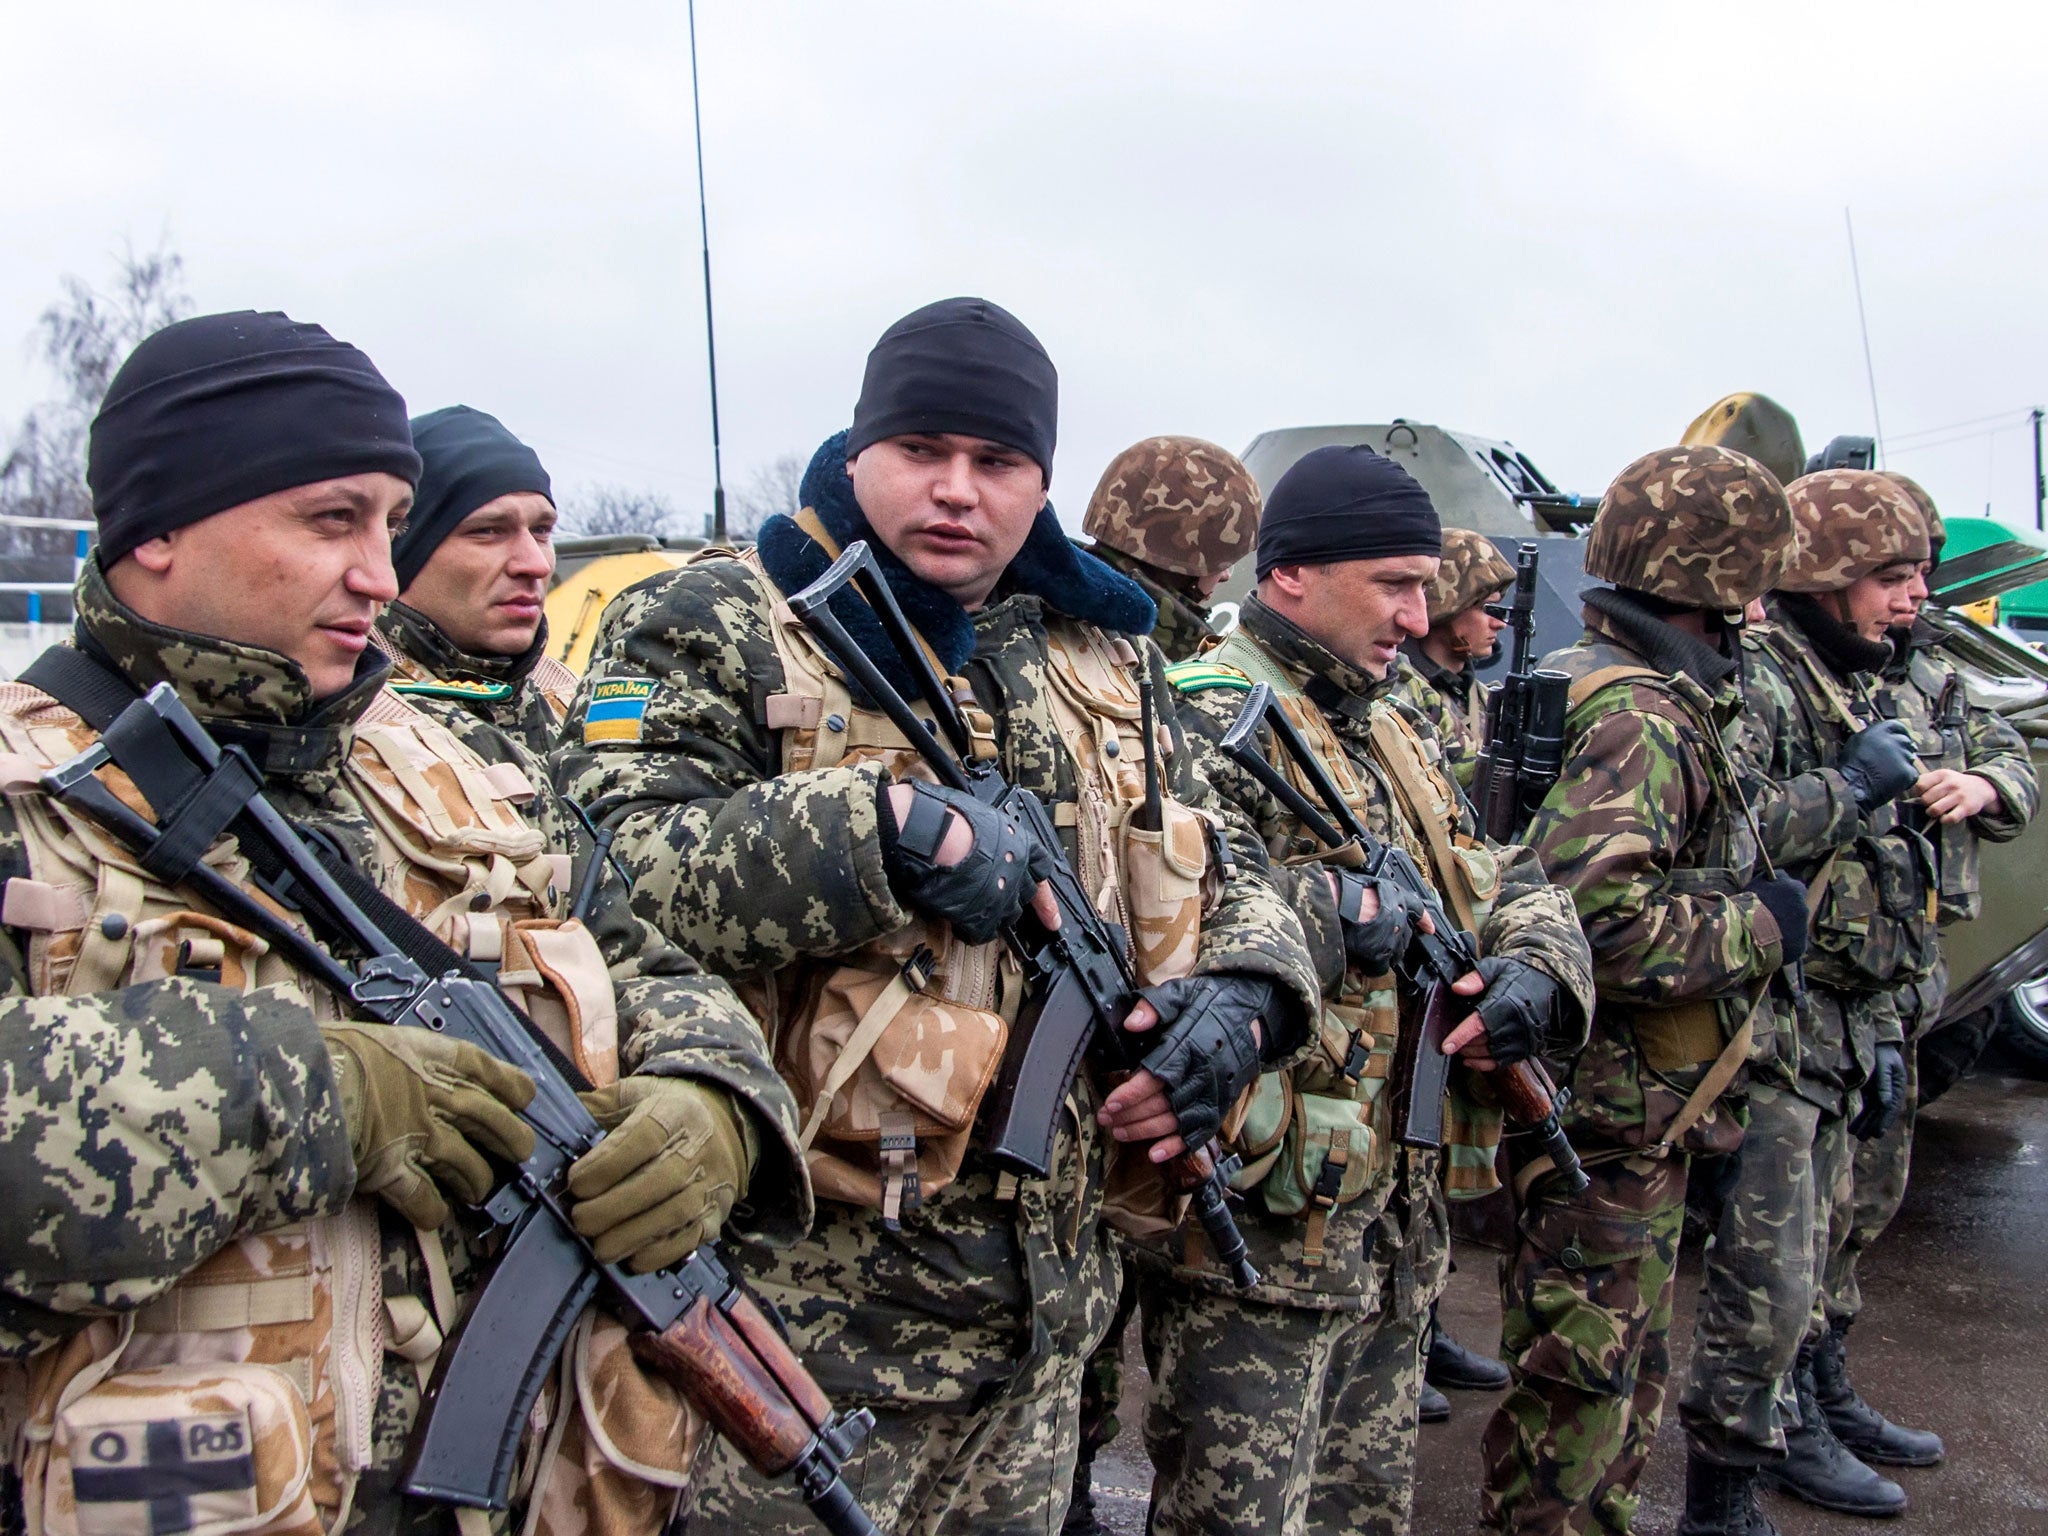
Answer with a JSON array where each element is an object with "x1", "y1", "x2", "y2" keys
[
  {"x1": 1880, "y1": 470, "x2": 1944, "y2": 552},
  {"x1": 1427, "y1": 527, "x2": 1516, "y2": 625},
  {"x1": 1583, "y1": 445, "x2": 1795, "y2": 610},
  {"x1": 1082, "y1": 435, "x2": 1260, "y2": 581},
  {"x1": 1778, "y1": 471, "x2": 1930, "y2": 593}
]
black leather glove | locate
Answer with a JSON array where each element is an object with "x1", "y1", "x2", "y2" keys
[
  {"x1": 880, "y1": 779, "x2": 1057, "y2": 944},
  {"x1": 1135, "y1": 974, "x2": 1273, "y2": 1153},
  {"x1": 1745, "y1": 873, "x2": 1811, "y2": 967},
  {"x1": 1849, "y1": 1041, "x2": 1908, "y2": 1141},
  {"x1": 1466, "y1": 957, "x2": 1559, "y2": 1068},
  {"x1": 1837, "y1": 720, "x2": 1918, "y2": 813},
  {"x1": 1335, "y1": 871, "x2": 1426, "y2": 975}
]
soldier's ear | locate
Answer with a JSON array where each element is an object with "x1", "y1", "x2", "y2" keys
[{"x1": 125, "y1": 532, "x2": 180, "y2": 576}]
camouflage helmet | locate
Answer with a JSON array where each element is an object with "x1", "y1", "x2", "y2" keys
[
  {"x1": 1082, "y1": 436, "x2": 1260, "y2": 582},
  {"x1": 1583, "y1": 445, "x2": 1795, "y2": 610},
  {"x1": 1880, "y1": 471, "x2": 1945, "y2": 555},
  {"x1": 1427, "y1": 527, "x2": 1516, "y2": 625},
  {"x1": 1779, "y1": 471, "x2": 1929, "y2": 593}
]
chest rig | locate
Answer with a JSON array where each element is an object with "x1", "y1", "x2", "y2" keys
[
  {"x1": 1175, "y1": 632, "x2": 1502, "y2": 1267},
  {"x1": 0, "y1": 678, "x2": 631, "y2": 1536}
]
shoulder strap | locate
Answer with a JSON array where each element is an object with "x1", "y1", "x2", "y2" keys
[
  {"x1": 1566, "y1": 663, "x2": 1666, "y2": 713},
  {"x1": 20, "y1": 644, "x2": 135, "y2": 731},
  {"x1": 1365, "y1": 708, "x2": 1480, "y2": 932}
]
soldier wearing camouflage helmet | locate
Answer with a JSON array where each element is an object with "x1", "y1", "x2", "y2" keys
[
  {"x1": 1390, "y1": 527, "x2": 1516, "y2": 785},
  {"x1": 1708, "y1": 469, "x2": 1939, "y2": 1524},
  {"x1": 1802, "y1": 471, "x2": 2035, "y2": 1479},
  {"x1": 1478, "y1": 446, "x2": 1804, "y2": 1536},
  {"x1": 1081, "y1": 435, "x2": 1259, "y2": 661},
  {"x1": 0, "y1": 312, "x2": 804, "y2": 1536}
]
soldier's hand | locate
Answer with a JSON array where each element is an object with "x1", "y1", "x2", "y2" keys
[
  {"x1": 1101, "y1": 975, "x2": 1269, "y2": 1161},
  {"x1": 882, "y1": 780, "x2": 1061, "y2": 941},
  {"x1": 1327, "y1": 870, "x2": 1432, "y2": 975},
  {"x1": 1849, "y1": 1042, "x2": 1908, "y2": 1141},
  {"x1": 1439, "y1": 957, "x2": 1559, "y2": 1070},
  {"x1": 569, "y1": 1076, "x2": 755, "y2": 1272},
  {"x1": 1838, "y1": 720, "x2": 1918, "y2": 813},
  {"x1": 323, "y1": 1023, "x2": 537, "y2": 1230},
  {"x1": 1915, "y1": 768, "x2": 2000, "y2": 824}
]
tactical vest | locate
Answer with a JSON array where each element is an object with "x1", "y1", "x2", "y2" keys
[
  {"x1": 0, "y1": 681, "x2": 685, "y2": 1536},
  {"x1": 722, "y1": 549, "x2": 1214, "y2": 1229},
  {"x1": 1883, "y1": 648, "x2": 1982, "y2": 925},
  {"x1": 1170, "y1": 631, "x2": 1502, "y2": 1267}
]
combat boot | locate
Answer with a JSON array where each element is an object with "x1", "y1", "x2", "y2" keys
[
  {"x1": 1425, "y1": 1303, "x2": 1510, "y2": 1391},
  {"x1": 1812, "y1": 1316, "x2": 1945, "y2": 1467},
  {"x1": 1061, "y1": 1460, "x2": 1105, "y2": 1536},
  {"x1": 1762, "y1": 1348, "x2": 1907, "y2": 1517},
  {"x1": 1420, "y1": 1380, "x2": 1451, "y2": 1423},
  {"x1": 1677, "y1": 1454, "x2": 1779, "y2": 1536}
]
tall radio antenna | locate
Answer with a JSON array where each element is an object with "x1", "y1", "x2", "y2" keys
[
  {"x1": 688, "y1": 0, "x2": 727, "y2": 541},
  {"x1": 1845, "y1": 207, "x2": 1885, "y2": 466}
]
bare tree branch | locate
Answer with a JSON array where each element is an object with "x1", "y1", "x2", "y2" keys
[
  {"x1": 561, "y1": 484, "x2": 686, "y2": 539},
  {"x1": 726, "y1": 453, "x2": 807, "y2": 539}
]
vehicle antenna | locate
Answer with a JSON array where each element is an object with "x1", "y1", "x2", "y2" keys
[
  {"x1": 1845, "y1": 207, "x2": 1886, "y2": 466},
  {"x1": 687, "y1": 0, "x2": 727, "y2": 543}
]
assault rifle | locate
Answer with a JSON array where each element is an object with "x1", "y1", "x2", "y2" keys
[
  {"x1": 786, "y1": 540, "x2": 1261, "y2": 1290},
  {"x1": 38, "y1": 682, "x2": 879, "y2": 1536},
  {"x1": 1472, "y1": 543, "x2": 1572, "y2": 844},
  {"x1": 1218, "y1": 682, "x2": 1589, "y2": 1194}
]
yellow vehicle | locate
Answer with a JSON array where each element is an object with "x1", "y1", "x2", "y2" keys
[{"x1": 543, "y1": 533, "x2": 706, "y2": 673}]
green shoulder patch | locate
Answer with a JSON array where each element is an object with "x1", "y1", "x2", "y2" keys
[
  {"x1": 391, "y1": 678, "x2": 516, "y2": 703},
  {"x1": 1164, "y1": 660, "x2": 1253, "y2": 694}
]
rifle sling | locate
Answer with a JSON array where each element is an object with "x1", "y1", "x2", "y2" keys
[{"x1": 23, "y1": 642, "x2": 594, "y2": 1094}]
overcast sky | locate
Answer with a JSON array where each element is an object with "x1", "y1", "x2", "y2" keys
[{"x1": 6, "y1": 2, "x2": 2045, "y2": 534}]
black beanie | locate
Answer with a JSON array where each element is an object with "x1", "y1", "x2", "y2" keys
[
  {"x1": 88, "y1": 310, "x2": 421, "y2": 567},
  {"x1": 394, "y1": 406, "x2": 554, "y2": 590},
  {"x1": 846, "y1": 297, "x2": 1057, "y2": 482},
  {"x1": 1255, "y1": 445, "x2": 1442, "y2": 580}
]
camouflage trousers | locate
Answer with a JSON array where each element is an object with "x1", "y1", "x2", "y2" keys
[
  {"x1": 1075, "y1": 1250, "x2": 1139, "y2": 1468},
  {"x1": 1136, "y1": 1208, "x2": 1442, "y2": 1536},
  {"x1": 1822, "y1": 1035, "x2": 1922, "y2": 1326},
  {"x1": 1678, "y1": 1082, "x2": 1821, "y2": 1465},
  {"x1": 1802, "y1": 1104, "x2": 1856, "y2": 1348},
  {"x1": 1480, "y1": 1153, "x2": 1688, "y2": 1536}
]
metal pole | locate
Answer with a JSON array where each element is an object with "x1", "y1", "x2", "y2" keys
[
  {"x1": 687, "y1": 0, "x2": 727, "y2": 543},
  {"x1": 1845, "y1": 208, "x2": 1886, "y2": 465},
  {"x1": 2033, "y1": 406, "x2": 2044, "y2": 532}
]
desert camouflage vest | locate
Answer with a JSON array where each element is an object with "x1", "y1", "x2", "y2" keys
[
  {"x1": 727, "y1": 548, "x2": 1213, "y2": 1227},
  {"x1": 0, "y1": 681, "x2": 660, "y2": 1536},
  {"x1": 1171, "y1": 631, "x2": 1503, "y2": 1267}
]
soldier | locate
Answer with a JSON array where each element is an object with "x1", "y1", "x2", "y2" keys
[
  {"x1": 1391, "y1": 526, "x2": 1515, "y2": 784},
  {"x1": 373, "y1": 405, "x2": 580, "y2": 754},
  {"x1": 1478, "y1": 447, "x2": 1803, "y2": 1536},
  {"x1": 1135, "y1": 445, "x2": 1593, "y2": 1536},
  {"x1": 1063, "y1": 433, "x2": 1264, "y2": 1534},
  {"x1": 555, "y1": 297, "x2": 1320, "y2": 1535},
  {"x1": 1728, "y1": 469, "x2": 1938, "y2": 1521},
  {"x1": 1079, "y1": 435, "x2": 1259, "y2": 661},
  {"x1": 0, "y1": 312, "x2": 804, "y2": 1536},
  {"x1": 1811, "y1": 474, "x2": 2036, "y2": 1467}
]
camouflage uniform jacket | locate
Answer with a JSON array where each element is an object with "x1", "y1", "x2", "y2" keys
[
  {"x1": 1149, "y1": 597, "x2": 1593, "y2": 1309},
  {"x1": 1738, "y1": 601, "x2": 1936, "y2": 1111},
  {"x1": 1392, "y1": 645, "x2": 1486, "y2": 785},
  {"x1": 1089, "y1": 545, "x2": 1218, "y2": 663},
  {"x1": 1, "y1": 567, "x2": 804, "y2": 1528},
  {"x1": 554, "y1": 552, "x2": 1318, "y2": 1404},
  {"x1": 373, "y1": 600, "x2": 578, "y2": 757},
  {"x1": 1527, "y1": 591, "x2": 1791, "y2": 1154}
]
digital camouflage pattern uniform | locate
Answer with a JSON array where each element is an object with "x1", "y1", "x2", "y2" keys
[
  {"x1": 0, "y1": 566, "x2": 805, "y2": 1536},
  {"x1": 1479, "y1": 447, "x2": 1797, "y2": 1536},
  {"x1": 1080, "y1": 436, "x2": 1260, "y2": 666},
  {"x1": 1140, "y1": 596, "x2": 1593, "y2": 1536},
  {"x1": 554, "y1": 525, "x2": 1318, "y2": 1536},
  {"x1": 372, "y1": 600, "x2": 579, "y2": 757}
]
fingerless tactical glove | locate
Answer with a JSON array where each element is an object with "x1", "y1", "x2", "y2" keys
[
  {"x1": 1335, "y1": 871, "x2": 1427, "y2": 976},
  {"x1": 1134, "y1": 973, "x2": 1274, "y2": 1153},
  {"x1": 880, "y1": 779, "x2": 1057, "y2": 944},
  {"x1": 1468, "y1": 957, "x2": 1561, "y2": 1067}
]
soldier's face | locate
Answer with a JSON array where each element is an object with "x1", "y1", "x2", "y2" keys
[
  {"x1": 400, "y1": 492, "x2": 558, "y2": 656},
  {"x1": 848, "y1": 433, "x2": 1048, "y2": 610},
  {"x1": 111, "y1": 472, "x2": 409, "y2": 697},
  {"x1": 1823, "y1": 561, "x2": 1924, "y2": 641},
  {"x1": 1261, "y1": 555, "x2": 1437, "y2": 679},
  {"x1": 1442, "y1": 597, "x2": 1507, "y2": 662}
]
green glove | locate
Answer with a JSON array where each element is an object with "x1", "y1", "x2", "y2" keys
[
  {"x1": 568, "y1": 1076, "x2": 755, "y2": 1273},
  {"x1": 323, "y1": 1023, "x2": 537, "y2": 1229}
]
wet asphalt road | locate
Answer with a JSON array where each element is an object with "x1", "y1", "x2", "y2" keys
[{"x1": 1085, "y1": 1070, "x2": 2048, "y2": 1533}]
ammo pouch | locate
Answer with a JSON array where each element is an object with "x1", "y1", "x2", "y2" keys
[{"x1": 1807, "y1": 829, "x2": 1940, "y2": 993}]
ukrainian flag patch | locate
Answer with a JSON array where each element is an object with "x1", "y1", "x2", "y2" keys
[{"x1": 584, "y1": 678, "x2": 657, "y2": 744}]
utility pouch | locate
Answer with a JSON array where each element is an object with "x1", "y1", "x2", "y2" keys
[
  {"x1": 1118, "y1": 801, "x2": 1209, "y2": 986},
  {"x1": 496, "y1": 918, "x2": 621, "y2": 1088},
  {"x1": 1808, "y1": 829, "x2": 1940, "y2": 991},
  {"x1": 1258, "y1": 1091, "x2": 1377, "y2": 1219}
]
